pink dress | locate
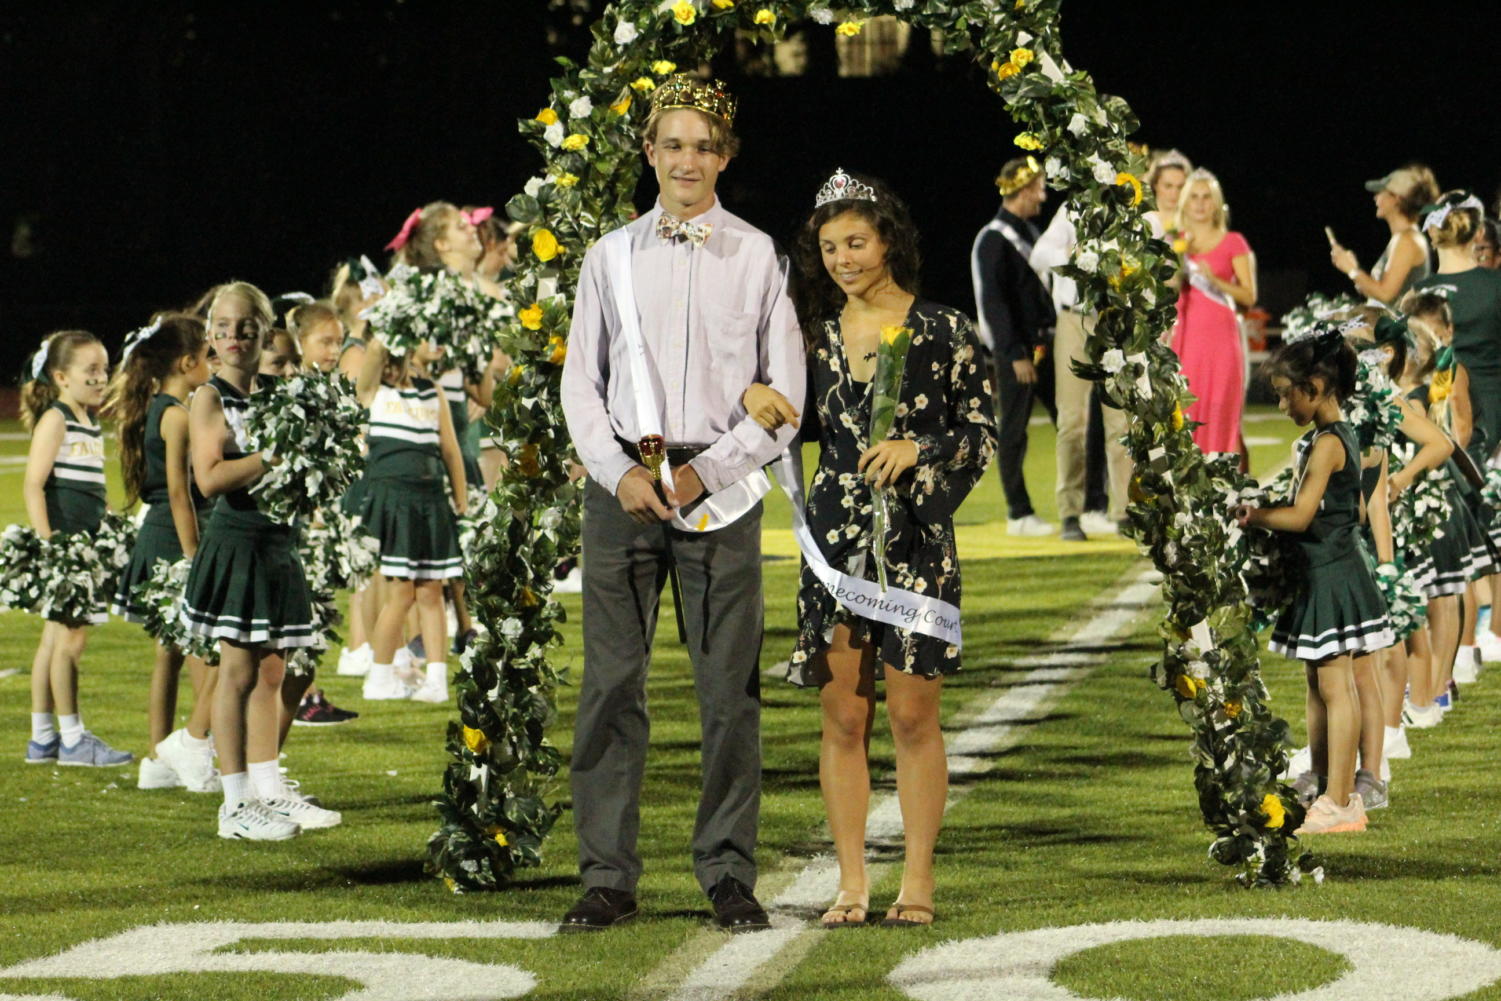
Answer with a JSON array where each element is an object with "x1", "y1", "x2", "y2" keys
[{"x1": 1171, "y1": 231, "x2": 1251, "y2": 455}]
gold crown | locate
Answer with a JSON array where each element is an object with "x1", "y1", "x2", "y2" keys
[
  {"x1": 996, "y1": 156, "x2": 1043, "y2": 196},
  {"x1": 649, "y1": 74, "x2": 737, "y2": 127}
]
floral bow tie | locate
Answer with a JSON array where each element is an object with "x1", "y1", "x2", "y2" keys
[{"x1": 656, "y1": 213, "x2": 713, "y2": 247}]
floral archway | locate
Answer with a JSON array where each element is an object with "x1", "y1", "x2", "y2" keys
[{"x1": 427, "y1": 0, "x2": 1314, "y2": 892}]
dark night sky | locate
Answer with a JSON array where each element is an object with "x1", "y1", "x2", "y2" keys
[{"x1": 4, "y1": 2, "x2": 1501, "y2": 378}]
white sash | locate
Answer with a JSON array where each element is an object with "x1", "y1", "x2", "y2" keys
[
  {"x1": 772, "y1": 449, "x2": 963, "y2": 649},
  {"x1": 1186, "y1": 259, "x2": 1237, "y2": 316},
  {"x1": 600, "y1": 228, "x2": 771, "y2": 532}
]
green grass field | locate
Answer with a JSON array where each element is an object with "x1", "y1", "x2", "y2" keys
[{"x1": 6, "y1": 409, "x2": 1501, "y2": 1001}]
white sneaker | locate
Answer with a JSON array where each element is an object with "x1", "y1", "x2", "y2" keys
[
  {"x1": 362, "y1": 663, "x2": 413, "y2": 701},
  {"x1": 1403, "y1": 700, "x2": 1443, "y2": 729},
  {"x1": 1454, "y1": 646, "x2": 1479, "y2": 684},
  {"x1": 1477, "y1": 631, "x2": 1501, "y2": 663},
  {"x1": 410, "y1": 664, "x2": 449, "y2": 704},
  {"x1": 1385, "y1": 725, "x2": 1412, "y2": 759},
  {"x1": 137, "y1": 755, "x2": 182, "y2": 790},
  {"x1": 337, "y1": 644, "x2": 372, "y2": 677},
  {"x1": 155, "y1": 729, "x2": 220, "y2": 793},
  {"x1": 262, "y1": 793, "x2": 342, "y2": 830},
  {"x1": 1080, "y1": 511, "x2": 1118, "y2": 536},
  {"x1": 393, "y1": 646, "x2": 413, "y2": 673},
  {"x1": 218, "y1": 799, "x2": 300, "y2": 840},
  {"x1": 554, "y1": 565, "x2": 583, "y2": 594},
  {"x1": 1007, "y1": 514, "x2": 1055, "y2": 537},
  {"x1": 1282, "y1": 745, "x2": 1312, "y2": 781}
]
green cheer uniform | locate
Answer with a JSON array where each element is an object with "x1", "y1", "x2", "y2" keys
[
  {"x1": 42, "y1": 401, "x2": 109, "y2": 624},
  {"x1": 1414, "y1": 267, "x2": 1501, "y2": 461},
  {"x1": 358, "y1": 378, "x2": 463, "y2": 580},
  {"x1": 180, "y1": 376, "x2": 315, "y2": 650},
  {"x1": 437, "y1": 367, "x2": 482, "y2": 492},
  {"x1": 113, "y1": 394, "x2": 214, "y2": 622},
  {"x1": 1269, "y1": 421, "x2": 1394, "y2": 660}
]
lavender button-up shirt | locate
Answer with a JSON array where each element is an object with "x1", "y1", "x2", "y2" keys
[{"x1": 562, "y1": 198, "x2": 806, "y2": 496}]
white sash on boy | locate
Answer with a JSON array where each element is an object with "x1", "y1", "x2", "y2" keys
[
  {"x1": 770, "y1": 449, "x2": 963, "y2": 648},
  {"x1": 601, "y1": 227, "x2": 770, "y2": 533}
]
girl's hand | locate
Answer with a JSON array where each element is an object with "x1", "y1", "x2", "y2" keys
[
  {"x1": 742, "y1": 383, "x2": 800, "y2": 431},
  {"x1": 1330, "y1": 244, "x2": 1358, "y2": 275},
  {"x1": 1233, "y1": 503, "x2": 1256, "y2": 528},
  {"x1": 858, "y1": 439, "x2": 919, "y2": 489},
  {"x1": 1388, "y1": 470, "x2": 1411, "y2": 499}
]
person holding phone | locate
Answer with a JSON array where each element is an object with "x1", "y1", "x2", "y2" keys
[{"x1": 1329, "y1": 165, "x2": 1439, "y2": 306}]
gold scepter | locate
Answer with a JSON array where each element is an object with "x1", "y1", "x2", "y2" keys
[{"x1": 639, "y1": 435, "x2": 689, "y2": 643}]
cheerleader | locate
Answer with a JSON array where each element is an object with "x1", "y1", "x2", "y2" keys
[
  {"x1": 1237, "y1": 330, "x2": 1394, "y2": 834},
  {"x1": 288, "y1": 300, "x2": 345, "y2": 374},
  {"x1": 258, "y1": 328, "x2": 300, "y2": 378},
  {"x1": 355, "y1": 333, "x2": 467, "y2": 703},
  {"x1": 102, "y1": 314, "x2": 220, "y2": 791},
  {"x1": 181, "y1": 282, "x2": 339, "y2": 838},
  {"x1": 20, "y1": 330, "x2": 132, "y2": 768}
]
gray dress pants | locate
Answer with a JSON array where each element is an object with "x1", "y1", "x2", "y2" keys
[{"x1": 572, "y1": 477, "x2": 764, "y2": 895}]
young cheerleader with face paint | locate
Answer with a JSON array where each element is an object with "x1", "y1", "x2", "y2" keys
[{"x1": 21, "y1": 330, "x2": 133, "y2": 768}]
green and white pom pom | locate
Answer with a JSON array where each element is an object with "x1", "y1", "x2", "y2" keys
[
  {"x1": 363, "y1": 266, "x2": 510, "y2": 381},
  {"x1": 1348, "y1": 353, "x2": 1405, "y2": 452},
  {"x1": 244, "y1": 370, "x2": 367, "y2": 524},
  {"x1": 137, "y1": 557, "x2": 219, "y2": 664},
  {"x1": 1375, "y1": 561, "x2": 1426, "y2": 640},
  {"x1": 30, "y1": 512, "x2": 137, "y2": 626},
  {"x1": 1389, "y1": 441, "x2": 1452, "y2": 554},
  {"x1": 300, "y1": 508, "x2": 380, "y2": 593},
  {"x1": 0, "y1": 523, "x2": 48, "y2": 613}
]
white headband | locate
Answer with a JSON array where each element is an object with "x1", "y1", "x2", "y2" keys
[
  {"x1": 121, "y1": 318, "x2": 163, "y2": 363},
  {"x1": 1423, "y1": 195, "x2": 1484, "y2": 233},
  {"x1": 30, "y1": 341, "x2": 51, "y2": 381},
  {"x1": 357, "y1": 255, "x2": 384, "y2": 298}
]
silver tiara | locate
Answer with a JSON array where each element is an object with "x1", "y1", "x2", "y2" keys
[{"x1": 814, "y1": 168, "x2": 878, "y2": 209}]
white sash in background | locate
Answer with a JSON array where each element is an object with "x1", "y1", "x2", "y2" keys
[
  {"x1": 1186, "y1": 259, "x2": 1237, "y2": 316},
  {"x1": 600, "y1": 228, "x2": 771, "y2": 533},
  {"x1": 772, "y1": 449, "x2": 963, "y2": 649}
]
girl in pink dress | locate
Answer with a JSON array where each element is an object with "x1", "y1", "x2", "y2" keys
[{"x1": 1170, "y1": 169, "x2": 1258, "y2": 456}]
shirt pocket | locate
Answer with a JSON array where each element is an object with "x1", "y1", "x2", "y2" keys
[{"x1": 704, "y1": 303, "x2": 760, "y2": 415}]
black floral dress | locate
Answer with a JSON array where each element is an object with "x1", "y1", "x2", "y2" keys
[{"x1": 787, "y1": 300, "x2": 997, "y2": 687}]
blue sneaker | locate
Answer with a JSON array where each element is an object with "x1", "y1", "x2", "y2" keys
[
  {"x1": 1434, "y1": 691, "x2": 1452, "y2": 712},
  {"x1": 25, "y1": 736, "x2": 59, "y2": 764},
  {"x1": 58, "y1": 731, "x2": 133, "y2": 767}
]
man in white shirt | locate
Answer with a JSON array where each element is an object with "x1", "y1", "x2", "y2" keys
[
  {"x1": 1029, "y1": 204, "x2": 1130, "y2": 539},
  {"x1": 560, "y1": 76, "x2": 805, "y2": 934}
]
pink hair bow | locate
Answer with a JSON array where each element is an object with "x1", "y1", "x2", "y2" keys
[
  {"x1": 463, "y1": 206, "x2": 494, "y2": 227},
  {"x1": 385, "y1": 208, "x2": 424, "y2": 251}
]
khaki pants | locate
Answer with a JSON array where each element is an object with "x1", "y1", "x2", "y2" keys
[{"x1": 1054, "y1": 310, "x2": 1130, "y2": 522}]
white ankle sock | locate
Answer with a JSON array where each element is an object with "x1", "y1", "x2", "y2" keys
[
  {"x1": 31, "y1": 713, "x2": 57, "y2": 744},
  {"x1": 221, "y1": 771, "x2": 250, "y2": 808},
  {"x1": 182, "y1": 730, "x2": 211, "y2": 750},
  {"x1": 425, "y1": 662, "x2": 446, "y2": 684},
  {"x1": 248, "y1": 759, "x2": 284, "y2": 801},
  {"x1": 58, "y1": 714, "x2": 84, "y2": 747}
]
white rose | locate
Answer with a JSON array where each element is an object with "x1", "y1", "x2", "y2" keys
[
  {"x1": 1067, "y1": 112, "x2": 1088, "y2": 136},
  {"x1": 1101, "y1": 348, "x2": 1126, "y2": 374},
  {"x1": 1090, "y1": 155, "x2": 1116, "y2": 185},
  {"x1": 614, "y1": 21, "x2": 638, "y2": 44},
  {"x1": 893, "y1": 0, "x2": 914, "y2": 8},
  {"x1": 544, "y1": 121, "x2": 564, "y2": 148},
  {"x1": 524, "y1": 175, "x2": 546, "y2": 197},
  {"x1": 811, "y1": 7, "x2": 834, "y2": 23},
  {"x1": 569, "y1": 95, "x2": 593, "y2": 119},
  {"x1": 1074, "y1": 249, "x2": 1099, "y2": 273}
]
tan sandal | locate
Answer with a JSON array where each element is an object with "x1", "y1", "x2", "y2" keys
[
  {"x1": 881, "y1": 902, "x2": 935, "y2": 927},
  {"x1": 819, "y1": 893, "x2": 869, "y2": 929}
]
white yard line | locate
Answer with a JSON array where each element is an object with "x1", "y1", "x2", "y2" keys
[{"x1": 658, "y1": 566, "x2": 1160, "y2": 1001}]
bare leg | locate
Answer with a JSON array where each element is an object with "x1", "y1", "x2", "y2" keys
[
  {"x1": 817, "y1": 623, "x2": 876, "y2": 923},
  {"x1": 29, "y1": 622, "x2": 57, "y2": 714},
  {"x1": 278, "y1": 667, "x2": 315, "y2": 749},
  {"x1": 1461, "y1": 584, "x2": 1478, "y2": 647},
  {"x1": 1316, "y1": 655, "x2": 1360, "y2": 803},
  {"x1": 884, "y1": 665, "x2": 946, "y2": 924},
  {"x1": 1304, "y1": 663, "x2": 1328, "y2": 779},
  {"x1": 1351, "y1": 653, "x2": 1385, "y2": 773},
  {"x1": 246, "y1": 651, "x2": 285, "y2": 767},
  {"x1": 1380, "y1": 644, "x2": 1407, "y2": 729},
  {"x1": 147, "y1": 642, "x2": 186, "y2": 751},
  {"x1": 415, "y1": 580, "x2": 448, "y2": 668},
  {"x1": 1406, "y1": 628, "x2": 1435, "y2": 705},
  {"x1": 371, "y1": 575, "x2": 416, "y2": 664},
  {"x1": 213, "y1": 641, "x2": 257, "y2": 775},
  {"x1": 450, "y1": 579, "x2": 472, "y2": 637},
  {"x1": 49, "y1": 625, "x2": 88, "y2": 717},
  {"x1": 185, "y1": 657, "x2": 216, "y2": 740},
  {"x1": 1428, "y1": 595, "x2": 1460, "y2": 695},
  {"x1": 1490, "y1": 575, "x2": 1501, "y2": 638},
  {"x1": 346, "y1": 582, "x2": 370, "y2": 651}
]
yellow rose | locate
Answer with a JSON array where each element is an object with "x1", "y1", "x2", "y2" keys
[
  {"x1": 547, "y1": 335, "x2": 567, "y2": 365},
  {"x1": 1261, "y1": 793, "x2": 1286, "y2": 829},
  {"x1": 508, "y1": 363, "x2": 527, "y2": 386},
  {"x1": 1224, "y1": 699, "x2": 1242, "y2": 719},
  {"x1": 519, "y1": 304, "x2": 544, "y2": 330},
  {"x1": 652, "y1": 60, "x2": 677, "y2": 75},
  {"x1": 532, "y1": 228, "x2": 560, "y2": 262},
  {"x1": 711, "y1": 0, "x2": 735, "y2": 7},
  {"x1": 753, "y1": 8, "x2": 775, "y2": 25},
  {"x1": 1174, "y1": 674, "x2": 1202, "y2": 699},
  {"x1": 443, "y1": 876, "x2": 460, "y2": 893},
  {"x1": 1172, "y1": 237, "x2": 1189, "y2": 255},
  {"x1": 485, "y1": 825, "x2": 510, "y2": 847},
  {"x1": 1171, "y1": 403, "x2": 1185, "y2": 431},
  {"x1": 561, "y1": 133, "x2": 589, "y2": 151},
  {"x1": 535, "y1": 107, "x2": 559, "y2": 125},
  {"x1": 519, "y1": 586, "x2": 540, "y2": 607},
  {"x1": 555, "y1": 172, "x2": 579, "y2": 187},
  {"x1": 518, "y1": 443, "x2": 542, "y2": 478},
  {"x1": 630, "y1": 76, "x2": 656, "y2": 92},
  {"x1": 836, "y1": 20, "x2": 864, "y2": 36},
  {"x1": 1010, "y1": 47, "x2": 1035, "y2": 67},
  {"x1": 880, "y1": 324, "x2": 909, "y2": 346},
  {"x1": 1014, "y1": 132, "x2": 1044, "y2": 151},
  {"x1": 995, "y1": 60, "x2": 1020, "y2": 80},
  {"x1": 1115, "y1": 171, "x2": 1144, "y2": 207},
  {"x1": 672, "y1": 1, "x2": 696, "y2": 25},
  {"x1": 462, "y1": 726, "x2": 490, "y2": 754},
  {"x1": 609, "y1": 96, "x2": 632, "y2": 116}
]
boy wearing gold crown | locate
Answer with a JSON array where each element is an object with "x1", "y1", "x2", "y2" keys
[{"x1": 560, "y1": 75, "x2": 805, "y2": 933}]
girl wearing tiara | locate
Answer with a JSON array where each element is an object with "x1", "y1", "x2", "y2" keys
[
  {"x1": 354, "y1": 332, "x2": 467, "y2": 703},
  {"x1": 1237, "y1": 331, "x2": 1394, "y2": 834},
  {"x1": 21, "y1": 330, "x2": 133, "y2": 768},
  {"x1": 181, "y1": 282, "x2": 339, "y2": 838},
  {"x1": 747, "y1": 172, "x2": 995, "y2": 927},
  {"x1": 103, "y1": 314, "x2": 220, "y2": 791}
]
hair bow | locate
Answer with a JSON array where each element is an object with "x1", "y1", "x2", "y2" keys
[
  {"x1": 385, "y1": 208, "x2": 424, "y2": 251},
  {"x1": 121, "y1": 318, "x2": 163, "y2": 362},
  {"x1": 462, "y1": 206, "x2": 494, "y2": 227},
  {"x1": 30, "y1": 340, "x2": 52, "y2": 382},
  {"x1": 1372, "y1": 314, "x2": 1416, "y2": 352},
  {"x1": 354, "y1": 254, "x2": 385, "y2": 298},
  {"x1": 1422, "y1": 194, "x2": 1484, "y2": 233}
]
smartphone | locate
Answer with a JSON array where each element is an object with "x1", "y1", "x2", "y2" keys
[{"x1": 1323, "y1": 226, "x2": 1338, "y2": 246}]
